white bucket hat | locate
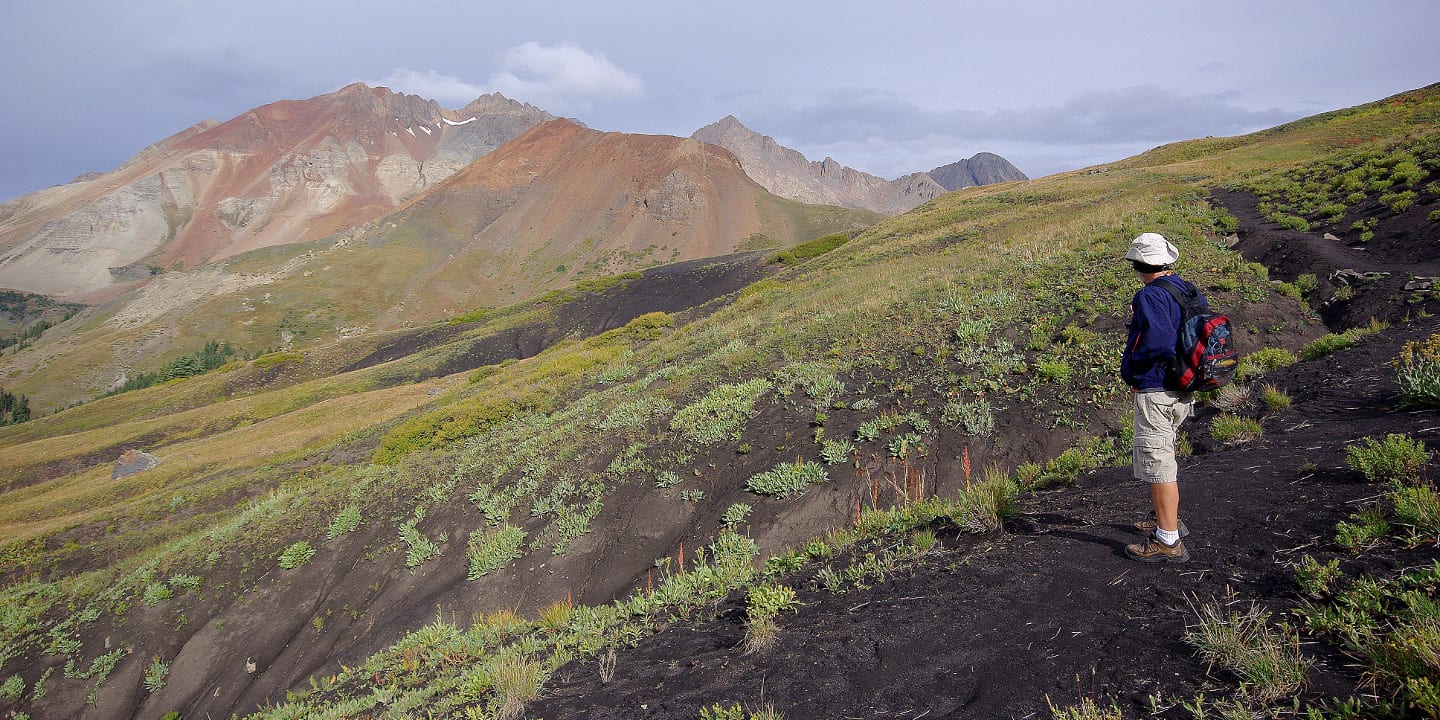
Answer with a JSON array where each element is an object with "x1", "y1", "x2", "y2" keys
[{"x1": 1125, "y1": 232, "x2": 1180, "y2": 266}]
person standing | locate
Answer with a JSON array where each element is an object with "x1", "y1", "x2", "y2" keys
[{"x1": 1120, "y1": 232, "x2": 1196, "y2": 562}]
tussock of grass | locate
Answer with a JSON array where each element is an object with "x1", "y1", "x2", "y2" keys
[
  {"x1": 1300, "y1": 319, "x2": 1387, "y2": 361},
  {"x1": 1259, "y1": 383, "x2": 1291, "y2": 413},
  {"x1": 1210, "y1": 414, "x2": 1264, "y2": 445},
  {"x1": 1046, "y1": 696, "x2": 1123, "y2": 720},
  {"x1": 1234, "y1": 347, "x2": 1297, "y2": 383},
  {"x1": 1184, "y1": 596, "x2": 1311, "y2": 703}
]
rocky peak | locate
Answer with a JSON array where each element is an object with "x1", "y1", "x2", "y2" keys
[
  {"x1": 928, "y1": 152, "x2": 1028, "y2": 191},
  {"x1": 692, "y1": 115, "x2": 1027, "y2": 213},
  {"x1": 455, "y1": 93, "x2": 556, "y2": 123}
]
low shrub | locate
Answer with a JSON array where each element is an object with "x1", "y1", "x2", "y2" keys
[
  {"x1": 744, "y1": 583, "x2": 798, "y2": 653},
  {"x1": 767, "y1": 232, "x2": 850, "y2": 265},
  {"x1": 1026, "y1": 446, "x2": 1105, "y2": 489},
  {"x1": 1336, "y1": 508, "x2": 1391, "y2": 551},
  {"x1": 143, "y1": 658, "x2": 169, "y2": 692},
  {"x1": 670, "y1": 379, "x2": 772, "y2": 444},
  {"x1": 1277, "y1": 215, "x2": 1310, "y2": 232},
  {"x1": 1394, "y1": 334, "x2": 1440, "y2": 408},
  {"x1": 1035, "y1": 358, "x2": 1072, "y2": 383},
  {"x1": 0, "y1": 675, "x2": 22, "y2": 700},
  {"x1": 374, "y1": 395, "x2": 545, "y2": 464},
  {"x1": 278, "y1": 541, "x2": 317, "y2": 570},
  {"x1": 819, "y1": 438, "x2": 854, "y2": 465},
  {"x1": 1390, "y1": 485, "x2": 1440, "y2": 542},
  {"x1": 701, "y1": 704, "x2": 783, "y2": 720},
  {"x1": 142, "y1": 582, "x2": 173, "y2": 605},
  {"x1": 252, "y1": 351, "x2": 304, "y2": 369},
  {"x1": 1047, "y1": 697, "x2": 1123, "y2": 720},
  {"x1": 746, "y1": 461, "x2": 828, "y2": 498},
  {"x1": 746, "y1": 583, "x2": 799, "y2": 620},
  {"x1": 1292, "y1": 555, "x2": 1342, "y2": 599},
  {"x1": 326, "y1": 506, "x2": 362, "y2": 539},
  {"x1": 1346, "y1": 433, "x2": 1430, "y2": 485},
  {"x1": 467, "y1": 525, "x2": 526, "y2": 580},
  {"x1": 941, "y1": 398, "x2": 996, "y2": 437},
  {"x1": 1300, "y1": 563, "x2": 1440, "y2": 714},
  {"x1": 446, "y1": 307, "x2": 492, "y2": 325},
  {"x1": 721, "y1": 503, "x2": 752, "y2": 527}
]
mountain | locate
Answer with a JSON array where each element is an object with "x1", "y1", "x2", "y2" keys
[
  {"x1": 0, "y1": 117, "x2": 879, "y2": 412},
  {"x1": 361, "y1": 117, "x2": 873, "y2": 305},
  {"x1": 927, "y1": 151, "x2": 1028, "y2": 190},
  {"x1": 0, "y1": 83, "x2": 554, "y2": 301},
  {"x1": 691, "y1": 115, "x2": 1024, "y2": 213}
]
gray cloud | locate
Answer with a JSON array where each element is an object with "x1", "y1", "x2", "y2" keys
[
  {"x1": 775, "y1": 85, "x2": 1296, "y2": 147},
  {"x1": 752, "y1": 85, "x2": 1303, "y2": 178},
  {"x1": 373, "y1": 43, "x2": 645, "y2": 113},
  {"x1": 486, "y1": 42, "x2": 644, "y2": 112}
]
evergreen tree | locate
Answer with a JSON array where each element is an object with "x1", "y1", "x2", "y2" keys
[{"x1": 0, "y1": 387, "x2": 29, "y2": 425}]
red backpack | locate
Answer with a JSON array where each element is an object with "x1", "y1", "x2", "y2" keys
[{"x1": 1156, "y1": 279, "x2": 1238, "y2": 392}]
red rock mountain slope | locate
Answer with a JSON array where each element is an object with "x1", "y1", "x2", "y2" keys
[
  {"x1": 0, "y1": 84, "x2": 552, "y2": 300},
  {"x1": 366, "y1": 117, "x2": 803, "y2": 305}
]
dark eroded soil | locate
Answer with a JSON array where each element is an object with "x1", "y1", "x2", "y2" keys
[{"x1": 529, "y1": 193, "x2": 1440, "y2": 719}]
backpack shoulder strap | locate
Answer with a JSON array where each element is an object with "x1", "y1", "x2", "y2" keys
[{"x1": 1154, "y1": 276, "x2": 1197, "y2": 306}]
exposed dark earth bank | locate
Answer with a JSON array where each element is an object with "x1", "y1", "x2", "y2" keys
[
  {"x1": 340, "y1": 252, "x2": 777, "y2": 379},
  {"x1": 528, "y1": 192, "x2": 1440, "y2": 719}
]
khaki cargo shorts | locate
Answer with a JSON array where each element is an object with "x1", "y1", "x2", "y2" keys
[{"x1": 1132, "y1": 390, "x2": 1194, "y2": 484}]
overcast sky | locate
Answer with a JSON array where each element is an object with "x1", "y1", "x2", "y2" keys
[{"x1": 2, "y1": 1, "x2": 1437, "y2": 202}]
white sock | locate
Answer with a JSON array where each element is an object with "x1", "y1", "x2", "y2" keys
[{"x1": 1155, "y1": 527, "x2": 1181, "y2": 545}]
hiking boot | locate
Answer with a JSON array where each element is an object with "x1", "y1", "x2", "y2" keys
[
  {"x1": 1134, "y1": 517, "x2": 1189, "y2": 538},
  {"x1": 1125, "y1": 535, "x2": 1190, "y2": 563}
]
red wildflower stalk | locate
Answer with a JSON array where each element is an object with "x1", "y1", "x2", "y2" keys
[{"x1": 963, "y1": 446, "x2": 972, "y2": 490}]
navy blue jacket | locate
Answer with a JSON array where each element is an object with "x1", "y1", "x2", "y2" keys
[{"x1": 1121, "y1": 274, "x2": 1203, "y2": 391}]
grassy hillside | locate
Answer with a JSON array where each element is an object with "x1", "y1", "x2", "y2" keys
[
  {"x1": 0, "y1": 172, "x2": 879, "y2": 415},
  {"x1": 1, "y1": 85, "x2": 1438, "y2": 720}
]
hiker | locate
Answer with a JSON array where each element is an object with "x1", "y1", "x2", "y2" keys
[{"x1": 1120, "y1": 232, "x2": 1195, "y2": 563}]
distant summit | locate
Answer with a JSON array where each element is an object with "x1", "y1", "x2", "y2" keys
[
  {"x1": 692, "y1": 116, "x2": 1024, "y2": 214},
  {"x1": 928, "y1": 152, "x2": 1028, "y2": 191}
]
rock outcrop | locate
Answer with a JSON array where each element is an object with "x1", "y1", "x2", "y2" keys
[
  {"x1": 927, "y1": 152, "x2": 1028, "y2": 190},
  {"x1": 112, "y1": 449, "x2": 161, "y2": 479}
]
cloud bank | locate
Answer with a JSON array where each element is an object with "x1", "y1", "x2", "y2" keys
[
  {"x1": 762, "y1": 85, "x2": 1303, "y2": 178},
  {"x1": 488, "y1": 42, "x2": 644, "y2": 112},
  {"x1": 374, "y1": 43, "x2": 643, "y2": 112}
]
